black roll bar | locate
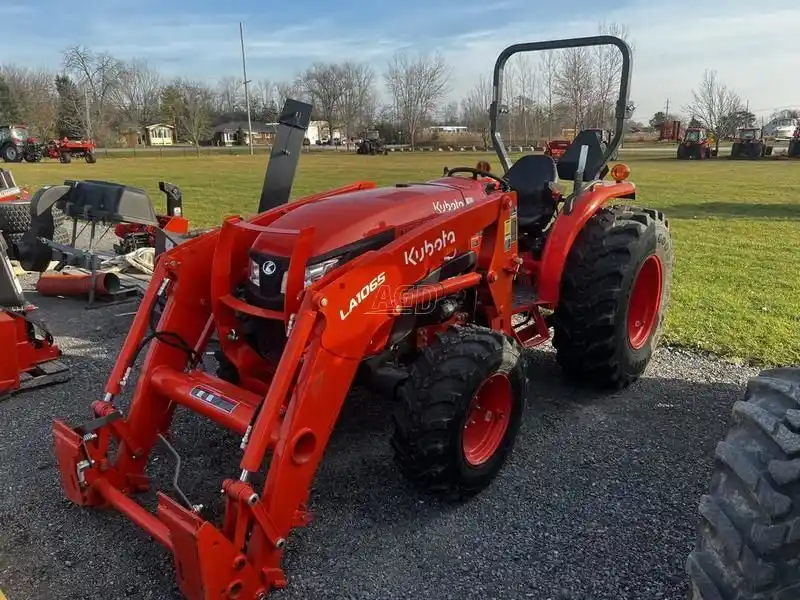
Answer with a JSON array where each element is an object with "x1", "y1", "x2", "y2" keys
[{"x1": 490, "y1": 35, "x2": 633, "y2": 172}]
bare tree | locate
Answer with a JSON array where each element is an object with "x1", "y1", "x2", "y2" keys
[
  {"x1": 554, "y1": 47, "x2": 593, "y2": 131},
  {"x1": 590, "y1": 22, "x2": 631, "y2": 128},
  {"x1": 683, "y1": 70, "x2": 743, "y2": 153},
  {"x1": 461, "y1": 76, "x2": 492, "y2": 149},
  {"x1": 112, "y1": 59, "x2": 162, "y2": 129},
  {"x1": 336, "y1": 62, "x2": 374, "y2": 142},
  {"x1": 511, "y1": 54, "x2": 534, "y2": 144},
  {"x1": 62, "y1": 46, "x2": 123, "y2": 143},
  {"x1": 0, "y1": 66, "x2": 58, "y2": 138},
  {"x1": 384, "y1": 51, "x2": 450, "y2": 149},
  {"x1": 301, "y1": 63, "x2": 346, "y2": 140},
  {"x1": 539, "y1": 51, "x2": 558, "y2": 139},
  {"x1": 255, "y1": 79, "x2": 274, "y2": 107},
  {"x1": 171, "y1": 79, "x2": 213, "y2": 155},
  {"x1": 215, "y1": 76, "x2": 244, "y2": 115},
  {"x1": 275, "y1": 80, "x2": 302, "y2": 110}
]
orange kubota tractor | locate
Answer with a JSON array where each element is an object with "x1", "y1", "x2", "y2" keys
[{"x1": 51, "y1": 36, "x2": 673, "y2": 600}]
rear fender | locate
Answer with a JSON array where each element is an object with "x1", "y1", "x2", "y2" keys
[{"x1": 537, "y1": 181, "x2": 636, "y2": 305}]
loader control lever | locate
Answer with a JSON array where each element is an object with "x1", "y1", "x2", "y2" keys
[{"x1": 444, "y1": 167, "x2": 510, "y2": 191}]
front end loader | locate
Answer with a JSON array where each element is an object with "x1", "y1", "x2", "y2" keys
[{"x1": 51, "y1": 35, "x2": 673, "y2": 599}]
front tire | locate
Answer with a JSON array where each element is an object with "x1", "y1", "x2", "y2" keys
[
  {"x1": 392, "y1": 325, "x2": 528, "y2": 500},
  {"x1": 552, "y1": 205, "x2": 674, "y2": 389},
  {"x1": 687, "y1": 368, "x2": 800, "y2": 599}
]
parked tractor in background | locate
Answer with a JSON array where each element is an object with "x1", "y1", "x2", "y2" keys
[
  {"x1": 730, "y1": 127, "x2": 772, "y2": 159},
  {"x1": 0, "y1": 124, "x2": 43, "y2": 163},
  {"x1": 677, "y1": 127, "x2": 716, "y2": 159},
  {"x1": 356, "y1": 131, "x2": 387, "y2": 155},
  {"x1": 44, "y1": 138, "x2": 97, "y2": 164},
  {"x1": 788, "y1": 126, "x2": 800, "y2": 158}
]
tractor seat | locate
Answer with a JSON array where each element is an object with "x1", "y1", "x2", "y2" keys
[
  {"x1": 504, "y1": 154, "x2": 558, "y2": 233},
  {"x1": 556, "y1": 130, "x2": 609, "y2": 182}
]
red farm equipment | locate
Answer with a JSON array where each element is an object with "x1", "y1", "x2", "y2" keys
[
  {"x1": 113, "y1": 181, "x2": 190, "y2": 254},
  {"x1": 543, "y1": 138, "x2": 571, "y2": 160},
  {"x1": 51, "y1": 36, "x2": 673, "y2": 599},
  {"x1": 44, "y1": 137, "x2": 97, "y2": 163},
  {"x1": 0, "y1": 124, "x2": 43, "y2": 163},
  {"x1": 677, "y1": 127, "x2": 716, "y2": 159},
  {"x1": 0, "y1": 234, "x2": 69, "y2": 397}
]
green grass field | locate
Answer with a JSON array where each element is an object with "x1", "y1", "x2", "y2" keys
[{"x1": 12, "y1": 150, "x2": 800, "y2": 366}]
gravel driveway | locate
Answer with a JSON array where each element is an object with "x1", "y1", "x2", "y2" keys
[{"x1": 0, "y1": 277, "x2": 759, "y2": 600}]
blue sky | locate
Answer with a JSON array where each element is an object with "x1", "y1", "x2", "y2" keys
[{"x1": 4, "y1": 0, "x2": 800, "y2": 120}]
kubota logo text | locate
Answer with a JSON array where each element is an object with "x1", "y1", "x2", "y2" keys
[
  {"x1": 339, "y1": 272, "x2": 386, "y2": 320},
  {"x1": 404, "y1": 230, "x2": 456, "y2": 266},
  {"x1": 432, "y1": 197, "x2": 473, "y2": 213}
]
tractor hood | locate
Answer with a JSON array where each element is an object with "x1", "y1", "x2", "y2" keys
[
  {"x1": 246, "y1": 175, "x2": 492, "y2": 310},
  {"x1": 251, "y1": 176, "x2": 491, "y2": 260}
]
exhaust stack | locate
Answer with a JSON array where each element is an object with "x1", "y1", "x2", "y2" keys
[{"x1": 258, "y1": 98, "x2": 312, "y2": 213}]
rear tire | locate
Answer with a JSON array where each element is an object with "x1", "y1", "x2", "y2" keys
[
  {"x1": 392, "y1": 325, "x2": 528, "y2": 500},
  {"x1": 552, "y1": 205, "x2": 674, "y2": 389},
  {"x1": 85, "y1": 151, "x2": 97, "y2": 164},
  {"x1": 686, "y1": 368, "x2": 800, "y2": 599},
  {"x1": 1, "y1": 143, "x2": 21, "y2": 163}
]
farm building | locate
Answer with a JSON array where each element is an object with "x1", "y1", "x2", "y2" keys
[{"x1": 211, "y1": 122, "x2": 278, "y2": 146}]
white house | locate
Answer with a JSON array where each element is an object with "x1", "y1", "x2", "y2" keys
[{"x1": 144, "y1": 123, "x2": 175, "y2": 146}]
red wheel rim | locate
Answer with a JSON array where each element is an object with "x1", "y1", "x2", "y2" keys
[
  {"x1": 627, "y1": 254, "x2": 664, "y2": 350},
  {"x1": 462, "y1": 373, "x2": 513, "y2": 467}
]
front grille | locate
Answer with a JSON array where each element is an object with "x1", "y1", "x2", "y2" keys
[{"x1": 248, "y1": 253, "x2": 289, "y2": 310}]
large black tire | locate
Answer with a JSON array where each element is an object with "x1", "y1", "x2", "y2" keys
[
  {"x1": 687, "y1": 368, "x2": 800, "y2": 599},
  {"x1": 789, "y1": 139, "x2": 800, "y2": 158},
  {"x1": 0, "y1": 201, "x2": 32, "y2": 233},
  {"x1": 677, "y1": 145, "x2": 688, "y2": 159},
  {"x1": 85, "y1": 151, "x2": 97, "y2": 164},
  {"x1": 551, "y1": 205, "x2": 674, "y2": 389},
  {"x1": 1, "y1": 143, "x2": 21, "y2": 163},
  {"x1": 0, "y1": 200, "x2": 68, "y2": 235},
  {"x1": 60, "y1": 152, "x2": 71, "y2": 164},
  {"x1": 391, "y1": 325, "x2": 528, "y2": 500}
]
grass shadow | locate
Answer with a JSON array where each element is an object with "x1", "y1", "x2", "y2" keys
[{"x1": 663, "y1": 202, "x2": 800, "y2": 220}]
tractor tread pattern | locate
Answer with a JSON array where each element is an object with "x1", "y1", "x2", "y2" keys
[
  {"x1": 391, "y1": 325, "x2": 526, "y2": 500},
  {"x1": 551, "y1": 204, "x2": 673, "y2": 389},
  {"x1": 687, "y1": 368, "x2": 800, "y2": 599},
  {"x1": 0, "y1": 201, "x2": 33, "y2": 234}
]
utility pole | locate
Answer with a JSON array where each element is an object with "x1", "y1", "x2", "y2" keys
[
  {"x1": 84, "y1": 85, "x2": 91, "y2": 141},
  {"x1": 239, "y1": 21, "x2": 254, "y2": 156},
  {"x1": 664, "y1": 98, "x2": 670, "y2": 118}
]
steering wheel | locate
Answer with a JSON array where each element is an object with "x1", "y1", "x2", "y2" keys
[{"x1": 445, "y1": 167, "x2": 510, "y2": 191}]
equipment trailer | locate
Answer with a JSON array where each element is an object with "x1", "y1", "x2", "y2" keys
[{"x1": 51, "y1": 36, "x2": 673, "y2": 600}]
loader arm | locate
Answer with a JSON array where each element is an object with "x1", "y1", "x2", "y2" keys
[{"x1": 53, "y1": 188, "x2": 519, "y2": 599}]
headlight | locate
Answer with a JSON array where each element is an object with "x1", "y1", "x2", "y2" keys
[
  {"x1": 249, "y1": 258, "x2": 260, "y2": 286},
  {"x1": 279, "y1": 257, "x2": 340, "y2": 293}
]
